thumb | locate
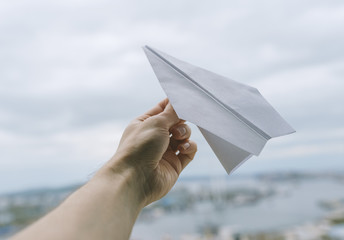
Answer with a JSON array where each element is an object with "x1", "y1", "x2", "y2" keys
[{"x1": 158, "y1": 102, "x2": 180, "y2": 129}]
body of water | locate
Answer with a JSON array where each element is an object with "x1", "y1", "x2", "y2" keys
[{"x1": 132, "y1": 177, "x2": 344, "y2": 239}]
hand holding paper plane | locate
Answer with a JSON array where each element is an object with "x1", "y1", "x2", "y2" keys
[{"x1": 143, "y1": 46, "x2": 295, "y2": 174}]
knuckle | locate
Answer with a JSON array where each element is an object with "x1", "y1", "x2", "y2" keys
[{"x1": 148, "y1": 116, "x2": 166, "y2": 128}]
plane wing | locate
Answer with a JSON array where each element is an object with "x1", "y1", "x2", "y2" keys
[{"x1": 143, "y1": 45, "x2": 295, "y2": 174}]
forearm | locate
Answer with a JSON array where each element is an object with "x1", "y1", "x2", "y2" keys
[
  {"x1": 11, "y1": 161, "x2": 145, "y2": 240},
  {"x1": 11, "y1": 99, "x2": 196, "y2": 240}
]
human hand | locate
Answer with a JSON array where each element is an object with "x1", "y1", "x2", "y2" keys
[
  {"x1": 11, "y1": 99, "x2": 195, "y2": 240},
  {"x1": 98, "y1": 99, "x2": 197, "y2": 206}
]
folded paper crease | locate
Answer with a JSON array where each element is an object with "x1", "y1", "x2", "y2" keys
[{"x1": 143, "y1": 45, "x2": 295, "y2": 174}]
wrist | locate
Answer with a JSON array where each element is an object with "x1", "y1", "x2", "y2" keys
[{"x1": 92, "y1": 155, "x2": 148, "y2": 209}]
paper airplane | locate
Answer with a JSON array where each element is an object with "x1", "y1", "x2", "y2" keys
[{"x1": 143, "y1": 46, "x2": 295, "y2": 174}]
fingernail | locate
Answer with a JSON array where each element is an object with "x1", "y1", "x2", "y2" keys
[
  {"x1": 182, "y1": 142, "x2": 190, "y2": 150},
  {"x1": 176, "y1": 126, "x2": 186, "y2": 136}
]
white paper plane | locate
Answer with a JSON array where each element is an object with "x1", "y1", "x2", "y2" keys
[{"x1": 143, "y1": 46, "x2": 295, "y2": 174}]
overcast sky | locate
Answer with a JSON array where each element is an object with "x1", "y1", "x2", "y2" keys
[{"x1": 0, "y1": 0, "x2": 343, "y2": 193}]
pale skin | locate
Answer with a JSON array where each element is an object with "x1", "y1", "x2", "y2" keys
[{"x1": 11, "y1": 99, "x2": 197, "y2": 240}]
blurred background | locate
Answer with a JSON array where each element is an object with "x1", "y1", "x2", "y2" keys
[{"x1": 0, "y1": 0, "x2": 343, "y2": 239}]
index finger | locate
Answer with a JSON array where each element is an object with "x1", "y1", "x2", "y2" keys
[
  {"x1": 146, "y1": 98, "x2": 170, "y2": 116},
  {"x1": 136, "y1": 98, "x2": 169, "y2": 121},
  {"x1": 157, "y1": 102, "x2": 180, "y2": 129}
]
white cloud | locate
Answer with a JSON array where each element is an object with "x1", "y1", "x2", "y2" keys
[{"x1": 0, "y1": 0, "x2": 344, "y2": 191}]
